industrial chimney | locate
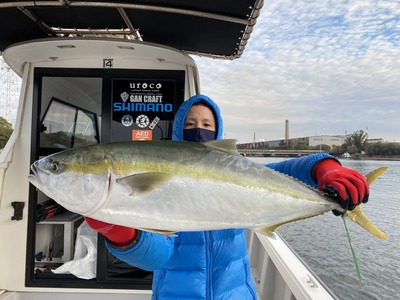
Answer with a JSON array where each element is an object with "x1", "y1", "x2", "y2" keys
[{"x1": 285, "y1": 119, "x2": 289, "y2": 140}]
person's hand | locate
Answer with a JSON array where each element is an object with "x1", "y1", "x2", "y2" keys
[
  {"x1": 314, "y1": 159, "x2": 369, "y2": 213},
  {"x1": 85, "y1": 217, "x2": 136, "y2": 246}
]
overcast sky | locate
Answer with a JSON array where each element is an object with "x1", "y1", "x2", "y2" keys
[{"x1": 193, "y1": 0, "x2": 400, "y2": 143}]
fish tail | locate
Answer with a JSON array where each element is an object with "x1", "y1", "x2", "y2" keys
[
  {"x1": 365, "y1": 166, "x2": 388, "y2": 185},
  {"x1": 346, "y1": 205, "x2": 388, "y2": 240},
  {"x1": 345, "y1": 167, "x2": 388, "y2": 240}
]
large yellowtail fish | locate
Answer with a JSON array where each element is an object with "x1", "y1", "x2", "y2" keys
[{"x1": 28, "y1": 140, "x2": 387, "y2": 240}]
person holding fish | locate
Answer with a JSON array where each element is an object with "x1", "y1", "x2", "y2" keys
[{"x1": 85, "y1": 94, "x2": 369, "y2": 299}]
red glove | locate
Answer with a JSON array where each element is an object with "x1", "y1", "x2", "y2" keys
[
  {"x1": 85, "y1": 217, "x2": 136, "y2": 246},
  {"x1": 314, "y1": 159, "x2": 369, "y2": 211}
]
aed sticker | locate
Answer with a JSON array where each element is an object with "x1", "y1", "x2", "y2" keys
[{"x1": 132, "y1": 130, "x2": 152, "y2": 141}]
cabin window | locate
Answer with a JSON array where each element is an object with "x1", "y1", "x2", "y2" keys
[{"x1": 40, "y1": 98, "x2": 99, "y2": 150}]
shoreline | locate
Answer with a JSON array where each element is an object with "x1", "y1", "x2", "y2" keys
[{"x1": 342, "y1": 156, "x2": 400, "y2": 161}]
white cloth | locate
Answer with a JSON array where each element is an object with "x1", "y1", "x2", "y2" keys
[{"x1": 52, "y1": 221, "x2": 97, "y2": 279}]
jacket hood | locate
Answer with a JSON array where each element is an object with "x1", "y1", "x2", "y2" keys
[{"x1": 172, "y1": 94, "x2": 224, "y2": 141}]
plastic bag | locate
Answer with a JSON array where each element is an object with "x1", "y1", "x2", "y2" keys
[{"x1": 52, "y1": 221, "x2": 98, "y2": 279}]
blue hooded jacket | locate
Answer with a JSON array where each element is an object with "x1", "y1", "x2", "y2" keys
[{"x1": 106, "y1": 94, "x2": 332, "y2": 299}]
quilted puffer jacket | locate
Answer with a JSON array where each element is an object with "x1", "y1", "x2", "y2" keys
[{"x1": 106, "y1": 94, "x2": 332, "y2": 299}]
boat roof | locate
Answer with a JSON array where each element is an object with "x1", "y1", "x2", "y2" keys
[{"x1": 0, "y1": 0, "x2": 264, "y2": 59}]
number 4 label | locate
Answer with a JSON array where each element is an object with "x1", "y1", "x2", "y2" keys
[{"x1": 103, "y1": 59, "x2": 113, "y2": 68}]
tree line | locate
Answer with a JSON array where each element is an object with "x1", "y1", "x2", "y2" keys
[
  {"x1": 329, "y1": 130, "x2": 400, "y2": 158},
  {"x1": 0, "y1": 117, "x2": 13, "y2": 149},
  {"x1": 239, "y1": 130, "x2": 400, "y2": 159}
]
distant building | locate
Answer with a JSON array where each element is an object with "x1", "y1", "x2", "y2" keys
[
  {"x1": 237, "y1": 134, "x2": 385, "y2": 150},
  {"x1": 367, "y1": 138, "x2": 384, "y2": 144},
  {"x1": 268, "y1": 140, "x2": 281, "y2": 147},
  {"x1": 308, "y1": 135, "x2": 345, "y2": 148}
]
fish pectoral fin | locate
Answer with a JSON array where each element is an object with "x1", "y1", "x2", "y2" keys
[
  {"x1": 117, "y1": 172, "x2": 173, "y2": 196},
  {"x1": 203, "y1": 139, "x2": 241, "y2": 156},
  {"x1": 140, "y1": 228, "x2": 177, "y2": 236}
]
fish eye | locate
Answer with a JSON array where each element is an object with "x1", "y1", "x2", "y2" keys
[{"x1": 50, "y1": 161, "x2": 61, "y2": 173}]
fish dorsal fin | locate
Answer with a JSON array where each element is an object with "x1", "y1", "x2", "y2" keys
[
  {"x1": 202, "y1": 139, "x2": 240, "y2": 156},
  {"x1": 116, "y1": 172, "x2": 173, "y2": 196}
]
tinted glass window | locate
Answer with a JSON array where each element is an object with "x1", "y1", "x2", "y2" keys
[{"x1": 40, "y1": 98, "x2": 99, "y2": 149}]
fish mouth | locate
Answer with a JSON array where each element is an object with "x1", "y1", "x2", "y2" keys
[{"x1": 28, "y1": 162, "x2": 47, "y2": 187}]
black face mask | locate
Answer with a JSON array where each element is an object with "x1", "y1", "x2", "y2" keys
[{"x1": 183, "y1": 128, "x2": 216, "y2": 142}]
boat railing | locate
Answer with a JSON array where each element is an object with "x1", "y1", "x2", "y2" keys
[{"x1": 247, "y1": 230, "x2": 339, "y2": 300}]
